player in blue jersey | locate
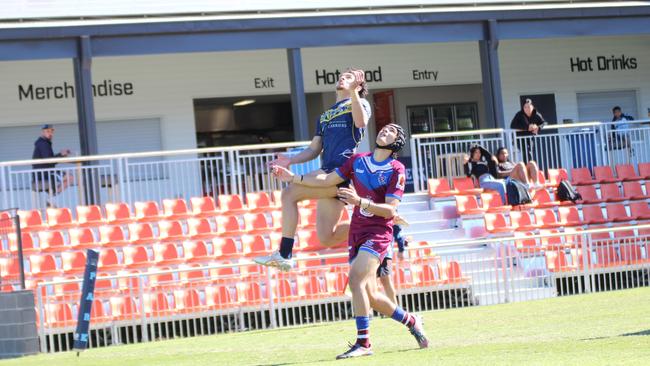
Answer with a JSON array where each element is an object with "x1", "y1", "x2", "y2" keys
[{"x1": 255, "y1": 69, "x2": 371, "y2": 271}]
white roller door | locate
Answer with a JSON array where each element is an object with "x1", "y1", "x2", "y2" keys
[{"x1": 577, "y1": 90, "x2": 638, "y2": 123}]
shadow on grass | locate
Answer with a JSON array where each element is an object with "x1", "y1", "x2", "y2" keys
[
  {"x1": 581, "y1": 329, "x2": 650, "y2": 341},
  {"x1": 250, "y1": 347, "x2": 423, "y2": 365}
]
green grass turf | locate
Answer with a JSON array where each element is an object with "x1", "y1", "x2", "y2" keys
[{"x1": 4, "y1": 287, "x2": 650, "y2": 366}]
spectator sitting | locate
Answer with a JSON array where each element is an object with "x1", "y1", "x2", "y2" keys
[
  {"x1": 463, "y1": 145, "x2": 507, "y2": 205},
  {"x1": 32, "y1": 124, "x2": 74, "y2": 206},
  {"x1": 495, "y1": 147, "x2": 543, "y2": 190}
]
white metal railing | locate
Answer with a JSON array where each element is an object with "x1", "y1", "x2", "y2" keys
[
  {"x1": 410, "y1": 119, "x2": 650, "y2": 192},
  {"x1": 30, "y1": 223, "x2": 650, "y2": 352},
  {"x1": 0, "y1": 141, "x2": 316, "y2": 212}
]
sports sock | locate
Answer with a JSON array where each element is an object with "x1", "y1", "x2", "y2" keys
[
  {"x1": 391, "y1": 306, "x2": 416, "y2": 328},
  {"x1": 278, "y1": 237, "x2": 295, "y2": 259},
  {"x1": 355, "y1": 316, "x2": 370, "y2": 348}
]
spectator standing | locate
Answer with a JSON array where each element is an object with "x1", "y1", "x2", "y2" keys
[
  {"x1": 32, "y1": 124, "x2": 74, "y2": 206},
  {"x1": 510, "y1": 99, "x2": 546, "y2": 162},
  {"x1": 608, "y1": 106, "x2": 635, "y2": 164}
]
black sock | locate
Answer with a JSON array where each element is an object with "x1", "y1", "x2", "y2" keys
[{"x1": 279, "y1": 237, "x2": 295, "y2": 259}]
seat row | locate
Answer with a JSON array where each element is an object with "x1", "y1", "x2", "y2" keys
[
  {"x1": 571, "y1": 163, "x2": 650, "y2": 185},
  {"x1": 545, "y1": 244, "x2": 650, "y2": 273},
  {"x1": 429, "y1": 169, "x2": 563, "y2": 198}
]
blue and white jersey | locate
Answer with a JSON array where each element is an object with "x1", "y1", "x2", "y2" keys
[{"x1": 316, "y1": 98, "x2": 370, "y2": 172}]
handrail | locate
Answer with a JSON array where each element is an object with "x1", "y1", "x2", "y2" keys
[
  {"x1": 412, "y1": 128, "x2": 504, "y2": 139},
  {"x1": 0, "y1": 140, "x2": 312, "y2": 167},
  {"x1": 35, "y1": 221, "x2": 650, "y2": 286}
]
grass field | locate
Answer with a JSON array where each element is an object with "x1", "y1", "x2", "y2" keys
[{"x1": 4, "y1": 287, "x2": 650, "y2": 366}]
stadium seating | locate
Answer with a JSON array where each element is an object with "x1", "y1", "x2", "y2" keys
[
  {"x1": 615, "y1": 164, "x2": 642, "y2": 181},
  {"x1": 534, "y1": 209, "x2": 562, "y2": 229},
  {"x1": 8, "y1": 232, "x2": 37, "y2": 253},
  {"x1": 241, "y1": 235, "x2": 268, "y2": 257},
  {"x1": 605, "y1": 203, "x2": 633, "y2": 223},
  {"x1": 582, "y1": 205, "x2": 608, "y2": 225},
  {"x1": 428, "y1": 178, "x2": 458, "y2": 197},
  {"x1": 38, "y1": 230, "x2": 66, "y2": 252},
  {"x1": 105, "y1": 202, "x2": 132, "y2": 225},
  {"x1": 547, "y1": 168, "x2": 569, "y2": 187},
  {"x1": 76, "y1": 205, "x2": 104, "y2": 227},
  {"x1": 484, "y1": 213, "x2": 514, "y2": 234},
  {"x1": 533, "y1": 189, "x2": 567, "y2": 208},
  {"x1": 576, "y1": 185, "x2": 605, "y2": 204},
  {"x1": 218, "y1": 194, "x2": 248, "y2": 214},
  {"x1": 599, "y1": 183, "x2": 626, "y2": 203},
  {"x1": 18, "y1": 210, "x2": 46, "y2": 232},
  {"x1": 638, "y1": 163, "x2": 650, "y2": 179},
  {"x1": 571, "y1": 168, "x2": 597, "y2": 186},
  {"x1": 128, "y1": 222, "x2": 156, "y2": 244},
  {"x1": 452, "y1": 177, "x2": 483, "y2": 195},
  {"x1": 630, "y1": 201, "x2": 650, "y2": 220},
  {"x1": 622, "y1": 181, "x2": 650, "y2": 200},
  {"x1": 61, "y1": 251, "x2": 87, "y2": 275},
  {"x1": 246, "y1": 192, "x2": 274, "y2": 212},
  {"x1": 162, "y1": 198, "x2": 192, "y2": 220},
  {"x1": 545, "y1": 250, "x2": 575, "y2": 272},
  {"x1": 216, "y1": 215, "x2": 244, "y2": 236},
  {"x1": 455, "y1": 195, "x2": 486, "y2": 216},
  {"x1": 99, "y1": 226, "x2": 128, "y2": 247},
  {"x1": 510, "y1": 211, "x2": 540, "y2": 232},
  {"x1": 190, "y1": 196, "x2": 220, "y2": 217},
  {"x1": 558, "y1": 206, "x2": 582, "y2": 227},
  {"x1": 243, "y1": 212, "x2": 271, "y2": 234},
  {"x1": 593, "y1": 166, "x2": 622, "y2": 183},
  {"x1": 135, "y1": 201, "x2": 162, "y2": 222},
  {"x1": 69, "y1": 227, "x2": 96, "y2": 249},
  {"x1": 159, "y1": 220, "x2": 186, "y2": 242},
  {"x1": 481, "y1": 192, "x2": 511, "y2": 213},
  {"x1": 187, "y1": 218, "x2": 216, "y2": 240},
  {"x1": 46, "y1": 208, "x2": 75, "y2": 229},
  {"x1": 183, "y1": 240, "x2": 211, "y2": 263}
]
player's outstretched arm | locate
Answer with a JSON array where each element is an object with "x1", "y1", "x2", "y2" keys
[
  {"x1": 268, "y1": 136, "x2": 323, "y2": 168},
  {"x1": 338, "y1": 189, "x2": 399, "y2": 219},
  {"x1": 272, "y1": 165, "x2": 344, "y2": 187}
]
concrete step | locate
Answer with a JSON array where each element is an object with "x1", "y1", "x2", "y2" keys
[
  {"x1": 409, "y1": 228, "x2": 466, "y2": 242},
  {"x1": 402, "y1": 219, "x2": 451, "y2": 232},
  {"x1": 399, "y1": 210, "x2": 444, "y2": 222},
  {"x1": 398, "y1": 200, "x2": 431, "y2": 213},
  {"x1": 401, "y1": 192, "x2": 430, "y2": 203}
]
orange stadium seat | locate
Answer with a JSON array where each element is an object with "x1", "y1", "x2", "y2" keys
[
  {"x1": 415, "y1": 263, "x2": 439, "y2": 286},
  {"x1": 216, "y1": 215, "x2": 244, "y2": 236},
  {"x1": 593, "y1": 165, "x2": 622, "y2": 183},
  {"x1": 622, "y1": 181, "x2": 650, "y2": 201},
  {"x1": 218, "y1": 194, "x2": 248, "y2": 214},
  {"x1": 38, "y1": 230, "x2": 66, "y2": 252},
  {"x1": 128, "y1": 222, "x2": 156, "y2": 245},
  {"x1": 144, "y1": 292, "x2": 172, "y2": 317},
  {"x1": 271, "y1": 211, "x2": 283, "y2": 231},
  {"x1": 69, "y1": 227, "x2": 96, "y2": 250},
  {"x1": 18, "y1": 209, "x2": 47, "y2": 232},
  {"x1": 246, "y1": 192, "x2": 273, "y2": 212},
  {"x1": 620, "y1": 243, "x2": 647, "y2": 264},
  {"x1": 615, "y1": 164, "x2": 642, "y2": 181},
  {"x1": 105, "y1": 202, "x2": 133, "y2": 225},
  {"x1": 455, "y1": 195, "x2": 486, "y2": 216},
  {"x1": 297, "y1": 274, "x2": 329, "y2": 300},
  {"x1": 513, "y1": 232, "x2": 539, "y2": 253},
  {"x1": 533, "y1": 189, "x2": 564, "y2": 208},
  {"x1": 582, "y1": 205, "x2": 608, "y2": 225},
  {"x1": 576, "y1": 185, "x2": 605, "y2": 204},
  {"x1": 179, "y1": 264, "x2": 207, "y2": 284},
  {"x1": 206, "y1": 285, "x2": 238, "y2": 309},
  {"x1": 0, "y1": 257, "x2": 21, "y2": 281},
  {"x1": 99, "y1": 225, "x2": 128, "y2": 247},
  {"x1": 98, "y1": 248, "x2": 122, "y2": 272},
  {"x1": 243, "y1": 212, "x2": 271, "y2": 234},
  {"x1": 427, "y1": 178, "x2": 458, "y2": 198},
  {"x1": 29, "y1": 254, "x2": 58, "y2": 277},
  {"x1": 76, "y1": 205, "x2": 104, "y2": 227},
  {"x1": 629, "y1": 201, "x2": 650, "y2": 220},
  {"x1": 600, "y1": 183, "x2": 626, "y2": 203},
  {"x1": 61, "y1": 250, "x2": 87, "y2": 275},
  {"x1": 299, "y1": 208, "x2": 318, "y2": 228},
  {"x1": 571, "y1": 167, "x2": 597, "y2": 186},
  {"x1": 8, "y1": 232, "x2": 37, "y2": 253},
  {"x1": 183, "y1": 240, "x2": 211, "y2": 263},
  {"x1": 46, "y1": 207, "x2": 75, "y2": 229},
  {"x1": 123, "y1": 246, "x2": 150, "y2": 268},
  {"x1": 509, "y1": 211, "x2": 540, "y2": 232},
  {"x1": 153, "y1": 243, "x2": 183, "y2": 266},
  {"x1": 241, "y1": 235, "x2": 268, "y2": 257},
  {"x1": 534, "y1": 209, "x2": 562, "y2": 229},
  {"x1": 484, "y1": 213, "x2": 513, "y2": 234},
  {"x1": 594, "y1": 246, "x2": 623, "y2": 268},
  {"x1": 158, "y1": 220, "x2": 186, "y2": 242},
  {"x1": 605, "y1": 203, "x2": 633, "y2": 223},
  {"x1": 452, "y1": 177, "x2": 483, "y2": 195},
  {"x1": 558, "y1": 206, "x2": 582, "y2": 227},
  {"x1": 45, "y1": 303, "x2": 74, "y2": 328},
  {"x1": 297, "y1": 230, "x2": 322, "y2": 251},
  {"x1": 110, "y1": 296, "x2": 139, "y2": 320},
  {"x1": 190, "y1": 196, "x2": 220, "y2": 217},
  {"x1": 440, "y1": 261, "x2": 468, "y2": 284},
  {"x1": 326, "y1": 271, "x2": 349, "y2": 296},
  {"x1": 134, "y1": 201, "x2": 162, "y2": 222},
  {"x1": 539, "y1": 229, "x2": 563, "y2": 250},
  {"x1": 148, "y1": 269, "x2": 174, "y2": 289},
  {"x1": 547, "y1": 168, "x2": 569, "y2": 187},
  {"x1": 162, "y1": 198, "x2": 192, "y2": 220},
  {"x1": 187, "y1": 218, "x2": 216, "y2": 240},
  {"x1": 481, "y1": 192, "x2": 511, "y2": 213},
  {"x1": 396, "y1": 267, "x2": 416, "y2": 288},
  {"x1": 275, "y1": 278, "x2": 298, "y2": 302},
  {"x1": 238, "y1": 282, "x2": 264, "y2": 306},
  {"x1": 545, "y1": 250, "x2": 575, "y2": 272},
  {"x1": 638, "y1": 163, "x2": 650, "y2": 179},
  {"x1": 213, "y1": 237, "x2": 240, "y2": 258}
]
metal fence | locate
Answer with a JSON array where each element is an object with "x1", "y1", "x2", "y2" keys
[
  {"x1": 32, "y1": 223, "x2": 650, "y2": 353},
  {"x1": 0, "y1": 208, "x2": 26, "y2": 291},
  {"x1": 411, "y1": 119, "x2": 650, "y2": 192},
  {"x1": 0, "y1": 141, "x2": 315, "y2": 213}
]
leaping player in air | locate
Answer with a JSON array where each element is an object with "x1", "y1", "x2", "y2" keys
[
  {"x1": 272, "y1": 124, "x2": 429, "y2": 359},
  {"x1": 255, "y1": 68, "x2": 371, "y2": 271}
]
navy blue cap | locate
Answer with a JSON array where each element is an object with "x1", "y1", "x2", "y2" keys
[{"x1": 41, "y1": 124, "x2": 54, "y2": 130}]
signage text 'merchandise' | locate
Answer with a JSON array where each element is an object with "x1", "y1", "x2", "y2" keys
[{"x1": 18, "y1": 80, "x2": 134, "y2": 101}]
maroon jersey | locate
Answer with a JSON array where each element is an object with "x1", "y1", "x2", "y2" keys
[{"x1": 335, "y1": 152, "x2": 406, "y2": 260}]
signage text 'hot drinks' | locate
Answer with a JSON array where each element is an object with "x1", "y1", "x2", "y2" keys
[
  {"x1": 315, "y1": 67, "x2": 383, "y2": 85},
  {"x1": 570, "y1": 54, "x2": 638, "y2": 72}
]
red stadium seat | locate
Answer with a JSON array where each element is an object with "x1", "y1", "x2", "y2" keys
[
  {"x1": 539, "y1": 229, "x2": 563, "y2": 250},
  {"x1": 144, "y1": 292, "x2": 172, "y2": 317},
  {"x1": 534, "y1": 209, "x2": 562, "y2": 229},
  {"x1": 76, "y1": 205, "x2": 104, "y2": 227},
  {"x1": 238, "y1": 282, "x2": 265, "y2": 306},
  {"x1": 123, "y1": 246, "x2": 150, "y2": 268},
  {"x1": 629, "y1": 201, "x2": 650, "y2": 220},
  {"x1": 0, "y1": 257, "x2": 21, "y2": 281},
  {"x1": 153, "y1": 243, "x2": 183, "y2": 266},
  {"x1": 452, "y1": 177, "x2": 483, "y2": 195},
  {"x1": 105, "y1": 203, "x2": 132, "y2": 225},
  {"x1": 594, "y1": 246, "x2": 623, "y2": 268},
  {"x1": 440, "y1": 261, "x2": 468, "y2": 284},
  {"x1": 134, "y1": 201, "x2": 162, "y2": 222},
  {"x1": 45, "y1": 303, "x2": 74, "y2": 328},
  {"x1": 297, "y1": 230, "x2": 321, "y2": 252},
  {"x1": 128, "y1": 222, "x2": 156, "y2": 245},
  {"x1": 514, "y1": 232, "x2": 539, "y2": 253},
  {"x1": 99, "y1": 226, "x2": 128, "y2": 247},
  {"x1": 213, "y1": 237, "x2": 240, "y2": 258},
  {"x1": 455, "y1": 195, "x2": 486, "y2": 216},
  {"x1": 18, "y1": 210, "x2": 46, "y2": 232},
  {"x1": 38, "y1": 230, "x2": 66, "y2": 252},
  {"x1": 593, "y1": 166, "x2": 621, "y2": 183},
  {"x1": 274, "y1": 278, "x2": 298, "y2": 302},
  {"x1": 547, "y1": 168, "x2": 569, "y2": 187},
  {"x1": 414, "y1": 263, "x2": 439, "y2": 286},
  {"x1": 61, "y1": 250, "x2": 87, "y2": 275},
  {"x1": 615, "y1": 164, "x2": 642, "y2": 181},
  {"x1": 620, "y1": 243, "x2": 647, "y2": 264},
  {"x1": 582, "y1": 205, "x2": 608, "y2": 225},
  {"x1": 326, "y1": 271, "x2": 349, "y2": 296},
  {"x1": 110, "y1": 296, "x2": 139, "y2": 320},
  {"x1": 622, "y1": 181, "x2": 650, "y2": 201},
  {"x1": 639, "y1": 162, "x2": 650, "y2": 179},
  {"x1": 588, "y1": 225, "x2": 612, "y2": 242},
  {"x1": 484, "y1": 213, "x2": 513, "y2": 234},
  {"x1": 395, "y1": 267, "x2": 416, "y2": 288},
  {"x1": 158, "y1": 220, "x2": 186, "y2": 242},
  {"x1": 243, "y1": 213, "x2": 271, "y2": 234},
  {"x1": 600, "y1": 183, "x2": 626, "y2": 203},
  {"x1": 216, "y1": 215, "x2": 244, "y2": 236},
  {"x1": 178, "y1": 264, "x2": 207, "y2": 284},
  {"x1": 299, "y1": 208, "x2": 318, "y2": 228},
  {"x1": 190, "y1": 196, "x2": 220, "y2": 218},
  {"x1": 69, "y1": 227, "x2": 96, "y2": 250},
  {"x1": 570, "y1": 167, "x2": 597, "y2": 186},
  {"x1": 183, "y1": 240, "x2": 211, "y2": 263},
  {"x1": 218, "y1": 194, "x2": 248, "y2": 214},
  {"x1": 162, "y1": 198, "x2": 191, "y2": 220},
  {"x1": 297, "y1": 274, "x2": 329, "y2": 300},
  {"x1": 246, "y1": 192, "x2": 273, "y2": 213},
  {"x1": 558, "y1": 206, "x2": 582, "y2": 227},
  {"x1": 46, "y1": 208, "x2": 75, "y2": 229},
  {"x1": 545, "y1": 250, "x2": 575, "y2": 272},
  {"x1": 605, "y1": 203, "x2": 633, "y2": 223},
  {"x1": 187, "y1": 218, "x2": 216, "y2": 240},
  {"x1": 29, "y1": 254, "x2": 58, "y2": 277},
  {"x1": 241, "y1": 235, "x2": 268, "y2": 257},
  {"x1": 148, "y1": 269, "x2": 175, "y2": 289},
  {"x1": 509, "y1": 211, "x2": 540, "y2": 232},
  {"x1": 270, "y1": 211, "x2": 283, "y2": 231},
  {"x1": 427, "y1": 178, "x2": 458, "y2": 198},
  {"x1": 533, "y1": 189, "x2": 564, "y2": 208},
  {"x1": 576, "y1": 185, "x2": 605, "y2": 204},
  {"x1": 206, "y1": 285, "x2": 238, "y2": 309},
  {"x1": 7, "y1": 232, "x2": 37, "y2": 254},
  {"x1": 98, "y1": 248, "x2": 122, "y2": 272},
  {"x1": 481, "y1": 192, "x2": 511, "y2": 213}
]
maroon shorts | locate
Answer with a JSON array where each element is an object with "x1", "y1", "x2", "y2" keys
[{"x1": 348, "y1": 233, "x2": 391, "y2": 265}]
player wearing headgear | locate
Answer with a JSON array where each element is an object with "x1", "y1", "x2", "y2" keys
[
  {"x1": 272, "y1": 123, "x2": 428, "y2": 359},
  {"x1": 255, "y1": 68, "x2": 371, "y2": 271}
]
